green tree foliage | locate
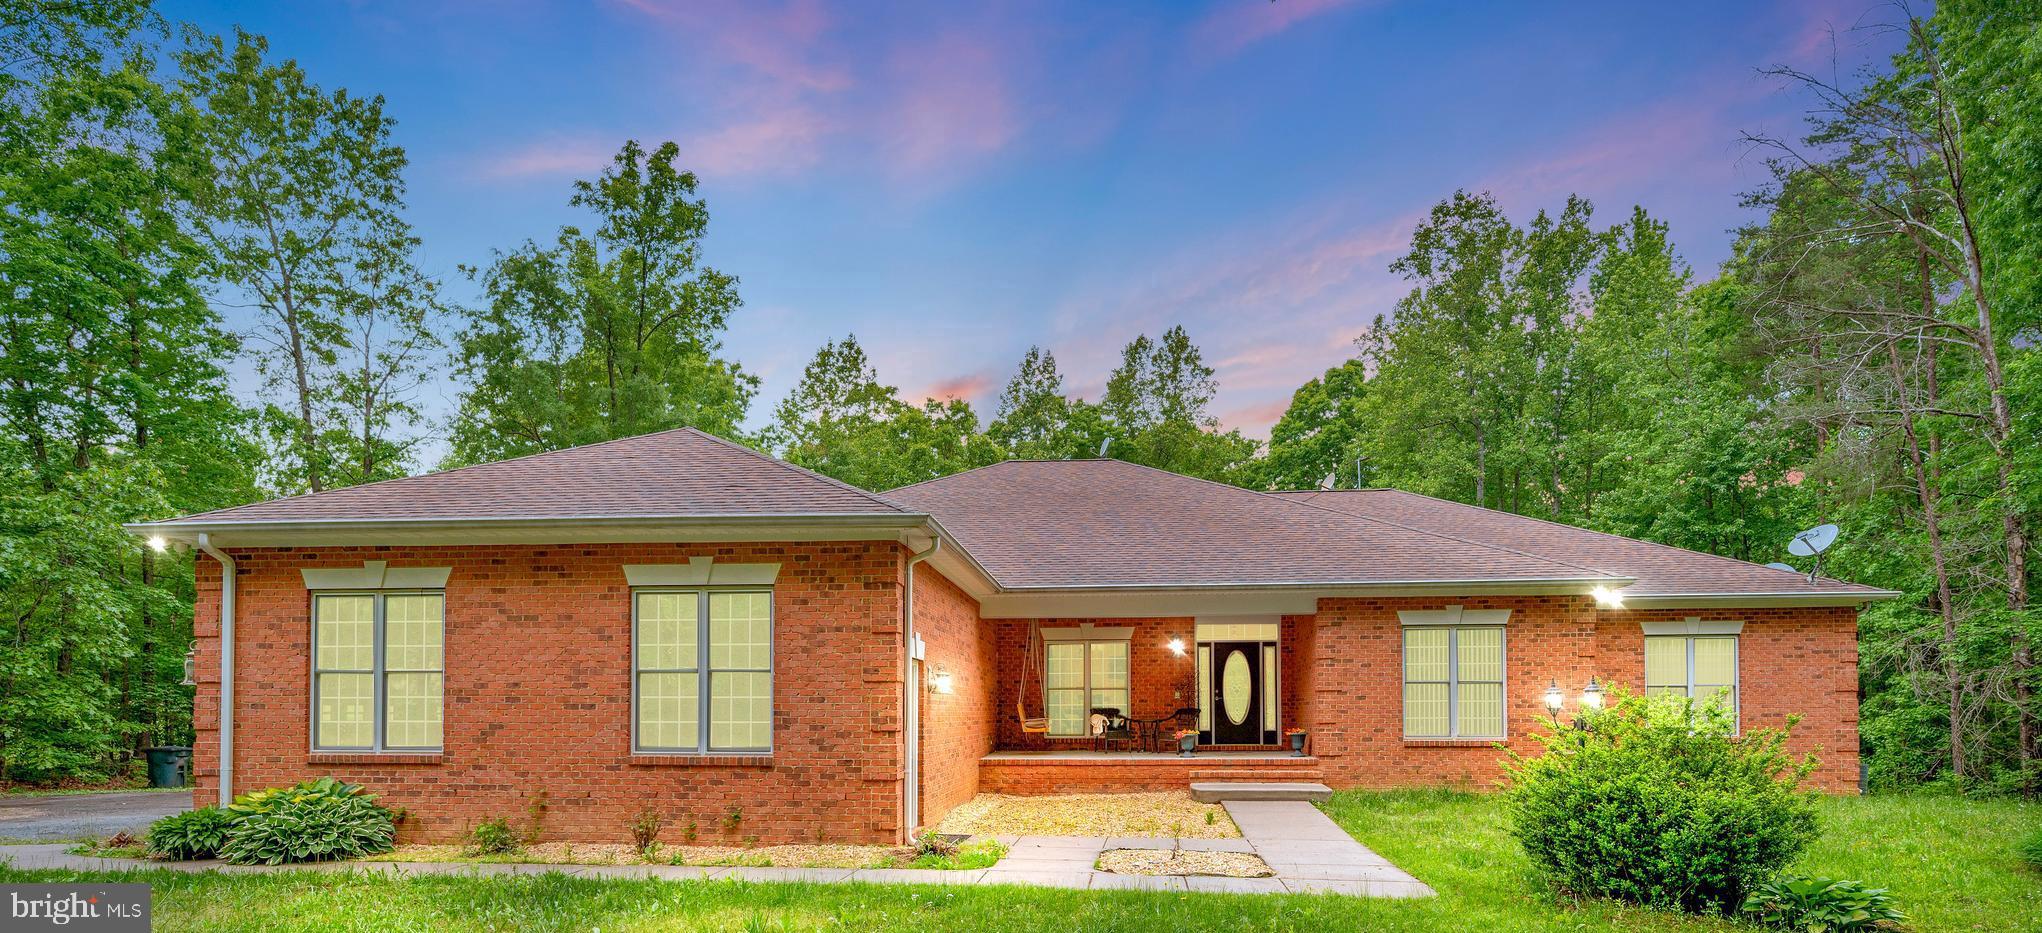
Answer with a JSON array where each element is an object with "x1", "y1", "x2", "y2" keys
[
  {"x1": 1100, "y1": 326, "x2": 1257, "y2": 480},
  {"x1": 178, "y1": 28, "x2": 439, "y2": 493},
  {"x1": 769, "y1": 335, "x2": 1000, "y2": 490},
  {"x1": 446, "y1": 141, "x2": 754, "y2": 466},
  {"x1": 987, "y1": 346, "x2": 1105, "y2": 461},
  {"x1": 0, "y1": 0, "x2": 259, "y2": 781},
  {"x1": 1257, "y1": 357, "x2": 1366, "y2": 490}
]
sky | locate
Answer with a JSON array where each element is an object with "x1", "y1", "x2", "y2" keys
[{"x1": 167, "y1": 0, "x2": 1903, "y2": 446}]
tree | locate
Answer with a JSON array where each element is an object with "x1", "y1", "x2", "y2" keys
[
  {"x1": 178, "y1": 28, "x2": 436, "y2": 493},
  {"x1": 987, "y1": 346, "x2": 1105, "y2": 461},
  {"x1": 1259, "y1": 358, "x2": 1368, "y2": 490},
  {"x1": 1099, "y1": 326, "x2": 1257, "y2": 480},
  {"x1": 446, "y1": 140, "x2": 754, "y2": 465},
  {"x1": 769, "y1": 335, "x2": 1001, "y2": 490}
]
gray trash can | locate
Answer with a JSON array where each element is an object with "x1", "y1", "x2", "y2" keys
[{"x1": 144, "y1": 746, "x2": 191, "y2": 788}]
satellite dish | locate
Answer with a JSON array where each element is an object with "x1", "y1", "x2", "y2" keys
[
  {"x1": 1319, "y1": 472, "x2": 1336, "y2": 490},
  {"x1": 1098, "y1": 437, "x2": 1112, "y2": 458},
  {"x1": 1788, "y1": 524, "x2": 1838, "y2": 557},
  {"x1": 1764, "y1": 562, "x2": 1797, "y2": 573}
]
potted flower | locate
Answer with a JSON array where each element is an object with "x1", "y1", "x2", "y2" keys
[
  {"x1": 1175, "y1": 729, "x2": 1198, "y2": 757},
  {"x1": 1285, "y1": 728, "x2": 1308, "y2": 757}
]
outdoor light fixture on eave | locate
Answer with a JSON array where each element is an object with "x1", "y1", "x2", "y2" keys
[
  {"x1": 147, "y1": 535, "x2": 169, "y2": 554},
  {"x1": 1590, "y1": 585, "x2": 1624, "y2": 609}
]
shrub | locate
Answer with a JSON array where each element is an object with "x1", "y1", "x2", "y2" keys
[
  {"x1": 468, "y1": 817, "x2": 521, "y2": 856},
  {"x1": 1501, "y1": 690, "x2": 1820, "y2": 913},
  {"x1": 1741, "y1": 876, "x2": 1906, "y2": 931},
  {"x1": 219, "y1": 780, "x2": 396, "y2": 865},
  {"x1": 629, "y1": 808, "x2": 663, "y2": 855},
  {"x1": 146, "y1": 807, "x2": 234, "y2": 860},
  {"x1": 914, "y1": 830, "x2": 959, "y2": 860}
]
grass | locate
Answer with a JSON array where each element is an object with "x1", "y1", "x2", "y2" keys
[{"x1": 2, "y1": 791, "x2": 2034, "y2": 931}]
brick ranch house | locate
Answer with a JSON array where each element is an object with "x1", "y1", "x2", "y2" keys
[{"x1": 132, "y1": 428, "x2": 1893, "y2": 845}]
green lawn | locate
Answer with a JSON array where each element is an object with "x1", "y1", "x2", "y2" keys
[{"x1": 2, "y1": 790, "x2": 2035, "y2": 931}]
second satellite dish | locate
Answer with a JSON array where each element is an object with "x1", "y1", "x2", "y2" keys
[
  {"x1": 1764, "y1": 562, "x2": 1797, "y2": 573},
  {"x1": 1788, "y1": 523, "x2": 1839, "y2": 557}
]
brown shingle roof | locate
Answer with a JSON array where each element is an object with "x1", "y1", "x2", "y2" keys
[
  {"x1": 886, "y1": 460, "x2": 1619, "y2": 589},
  {"x1": 164, "y1": 428, "x2": 913, "y2": 524},
  {"x1": 1274, "y1": 488, "x2": 1886, "y2": 598}
]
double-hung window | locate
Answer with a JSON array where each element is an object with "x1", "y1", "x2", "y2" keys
[
  {"x1": 1645, "y1": 634, "x2": 1738, "y2": 724},
  {"x1": 313, "y1": 592, "x2": 444, "y2": 751},
  {"x1": 1402, "y1": 626, "x2": 1504, "y2": 739},
  {"x1": 634, "y1": 589, "x2": 773, "y2": 753},
  {"x1": 1043, "y1": 640, "x2": 1129, "y2": 737}
]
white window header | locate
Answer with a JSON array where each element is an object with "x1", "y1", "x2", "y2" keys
[
  {"x1": 302, "y1": 560, "x2": 450, "y2": 590},
  {"x1": 1039, "y1": 624, "x2": 1134, "y2": 642},
  {"x1": 623, "y1": 557, "x2": 781, "y2": 587},
  {"x1": 1397, "y1": 605, "x2": 1512, "y2": 627},
  {"x1": 1640, "y1": 617, "x2": 1745, "y2": 636}
]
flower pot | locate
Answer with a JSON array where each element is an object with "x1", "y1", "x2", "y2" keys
[
  {"x1": 1177, "y1": 734, "x2": 1197, "y2": 757},
  {"x1": 1288, "y1": 732, "x2": 1307, "y2": 757}
]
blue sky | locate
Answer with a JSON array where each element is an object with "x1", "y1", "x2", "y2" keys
[{"x1": 167, "y1": 0, "x2": 1898, "y2": 442}]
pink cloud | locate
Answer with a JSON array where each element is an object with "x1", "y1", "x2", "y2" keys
[
  {"x1": 1190, "y1": 0, "x2": 1374, "y2": 59},
  {"x1": 906, "y1": 372, "x2": 997, "y2": 404},
  {"x1": 881, "y1": 34, "x2": 1021, "y2": 177},
  {"x1": 479, "y1": 138, "x2": 616, "y2": 180},
  {"x1": 686, "y1": 104, "x2": 837, "y2": 177}
]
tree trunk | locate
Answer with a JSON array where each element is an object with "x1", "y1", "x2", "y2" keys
[{"x1": 1889, "y1": 335, "x2": 1962, "y2": 779}]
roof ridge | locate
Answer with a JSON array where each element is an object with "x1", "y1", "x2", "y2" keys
[
  {"x1": 1268, "y1": 487, "x2": 1620, "y2": 580},
  {"x1": 676, "y1": 428, "x2": 916, "y2": 514},
  {"x1": 883, "y1": 458, "x2": 1024, "y2": 495},
  {"x1": 168, "y1": 426, "x2": 716, "y2": 523},
  {"x1": 1304, "y1": 487, "x2": 1869, "y2": 590},
  {"x1": 1097, "y1": 459, "x2": 1618, "y2": 580}
]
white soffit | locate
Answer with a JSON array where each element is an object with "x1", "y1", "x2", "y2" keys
[
  {"x1": 1640, "y1": 617, "x2": 1745, "y2": 636},
  {"x1": 1397, "y1": 605, "x2": 1513, "y2": 626},
  {"x1": 623, "y1": 558, "x2": 781, "y2": 587},
  {"x1": 301, "y1": 560, "x2": 451, "y2": 590}
]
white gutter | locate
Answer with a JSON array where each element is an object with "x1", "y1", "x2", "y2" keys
[
  {"x1": 194, "y1": 533, "x2": 234, "y2": 807},
  {"x1": 901, "y1": 533, "x2": 941, "y2": 839}
]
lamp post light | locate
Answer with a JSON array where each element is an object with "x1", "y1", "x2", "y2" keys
[
  {"x1": 1580, "y1": 676, "x2": 1604, "y2": 710},
  {"x1": 1544, "y1": 679, "x2": 1564, "y2": 713}
]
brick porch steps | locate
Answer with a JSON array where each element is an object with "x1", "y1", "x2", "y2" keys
[
  {"x1": 1190, "y1": 782, "x2": 1334, "y2": 803},
  {"x1": 1188, "y1": 768, "x2": 1323, "y2": 782},
  {"x1": 978, "y1": 753, "x2": 1320, "y2": 795}
]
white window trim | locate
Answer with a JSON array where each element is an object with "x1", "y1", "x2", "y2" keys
[
  {"x1": 1645, "y1": 633, "x2": 1741, "y2": 731},
  {"x1": 309, "y1": 589, "x2": 445, "y2": 753},
  {"x1": 630, "y1": 587, "x2": 775, "y2": 755},
  {"x1": 1043, "y1": 638, "x2": 1131, "y2": 738},
  {"x1": 1401, "y1": 625, "x2": 1508, "y2": 740}
]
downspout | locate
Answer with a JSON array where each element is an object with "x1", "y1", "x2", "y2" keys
[
  {"x1": 902, "y1": 533, "x2": 941, "y2": 840},
  {"x1": 195, "y1": 534, "x2": 234, "y2": 807}
]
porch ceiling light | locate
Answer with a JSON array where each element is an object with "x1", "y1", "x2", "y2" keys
[
  {"x1": 1581, "y1": 676, "x2": 1604, "y2": 710},
  {"x1": 1166, "y1": 637, "x2": 1186, "y2": 656},
  {"x1": 1543, "y1": 679, "x2": 1564, "y2": 711},
  {"x1": 928, "y1": 667, "x2": 954, "y2": 694},
  {"x1": 1590, "y1": 585, "x2": 1624, "y2": 609}
]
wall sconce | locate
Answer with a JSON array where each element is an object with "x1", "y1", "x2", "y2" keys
[
  {"x1": 928, "y1": 667, "x2": 954, "y2": 695},
  {"x1": 1543, "y1": 679, "x2": 1564, "y2": 712},
  {"x1": 181, "y1": 647, "x2": 197, "y2": 686},
  {"x1": 1580, "y1": 676, "x2": 1604, "y2": 710},
  {"x1": 1166, "y1": 637, "x2": 1186, "y2": 657}
]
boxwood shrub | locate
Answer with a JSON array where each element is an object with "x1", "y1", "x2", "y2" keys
[
  {"x1": 1501, "y1": 690, "x2": 1820, "y2": 914},
  {"x1": 145, "y1": 806, "x2": 234, "y2": 860},
  {"x1": 218, "y1": 778, "x2": 397, "y2": 865}
]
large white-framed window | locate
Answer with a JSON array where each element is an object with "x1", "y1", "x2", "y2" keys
[
  {"x1": 1043, "y1": 640, "x2": 1129, "y2": 737},
  {"x1": 633, "y1": 588, "x2": 774, "y2": 754},
  {"x1": 1645, "y1": 634, "x2": 1738, "y2": 725},
  {"x1": 312, "y1": 591, "x2": 444, "y2": 752},
  {"x1": 1402, "y1": 626, "x2": 1505, "y2": 739}
]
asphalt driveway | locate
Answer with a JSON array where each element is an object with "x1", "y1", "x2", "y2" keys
[{"x1": 0, "y1": 790, "x2": 191, "y2": 842}]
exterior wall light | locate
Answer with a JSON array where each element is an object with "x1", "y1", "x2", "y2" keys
[
  {"x1": 1590, "y1": 585, "x2": 1624, "y2": 609},
  {"x1": 1544, "y1": 679, "x2": 1564, "y2": 711},
  {"x1": 1581, "y1": 676, "x2": 1604, "y2": 710},
  {"x1": 1166, "y1": 637, "x2": 1186, "y2": 656},
  {"x1": 928, "y1": 667, "x2": 954, "y2": 695},
  {"x1": 182, "y1": 647, "x2": 197, "y2": 687}
]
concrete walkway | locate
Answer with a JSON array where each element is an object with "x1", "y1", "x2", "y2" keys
[{"x1": 0, "y1": 802, "x2": 1432, "y2": 898}]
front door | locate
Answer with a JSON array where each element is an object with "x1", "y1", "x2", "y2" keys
[{"x1": 1209, "y1": 641, "x2": 1263, "y2": 745}]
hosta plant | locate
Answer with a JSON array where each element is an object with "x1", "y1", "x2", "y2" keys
[
  {"x1": 219, "y1": 779, "x2": 396, "y2": 865},
  {"x1": 1741, "y1": 875, "x2": 1906, "y2": 932},
  {"x1": 146, "y1": 806, "x2": 235, "y2": 860}
]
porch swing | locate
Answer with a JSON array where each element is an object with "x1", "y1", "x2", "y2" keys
[{"x1": 1015, "y1": 620, "x2": 1051, "y2": 734}]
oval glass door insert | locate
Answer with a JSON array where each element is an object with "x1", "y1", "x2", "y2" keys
[{"x1": 1221, "y1": 649, "x2": 1251, "y2": 725}]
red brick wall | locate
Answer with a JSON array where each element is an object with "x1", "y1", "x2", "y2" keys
[
  {"x1": 913, "y1": 566, "x2": 993, "y2": 829},
  {"x1": 979, "y1": 756, "x2": 1321, "y2": 795},
  {"x1": 1300, "y1": 596, "x2": 1861, "y2": 793},
  {"x1": 188, "y1": 542, "x2": 911, "y2": 844}
]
